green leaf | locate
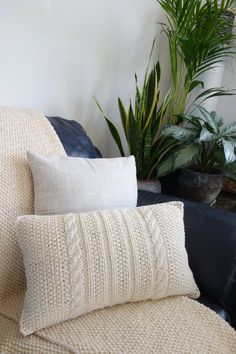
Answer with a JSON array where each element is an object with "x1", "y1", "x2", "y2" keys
[
  {"x1": 94, "y1": 97, "x2": 125, "y2": 157},
  {"x1": 224, "y1": 138, "x2": 236, "y2": 148},
  {"x1": 143, "y1": 64, "x2": 159, "y2": 131},
  {"x1": 161, "y1": 125, "x2": 199, "y2": 141},
  {"x1": 222, "y1": 139, "x2": 236, "y2": 164},
  {"x1": 189, "y1": 80, "x2": 204, "y2": 92},
  {"x1": 156, "y1": 143, "x2": 200, "y2": 178},
  {"x1": 127, "y1": 102, "x2": 137, "y2": 155},
  {"x1": 177, "y1": 114, "x2": 202, "y2": 129},
  {"x1": 134, "y1": 74, "x2": 141, "y2": 118},
  {"x1": 104, "y1": 118, "x2": 125, "y2": 157},
  {"x1": 199, "y1": 127, "x2": 215, "y2": 142},
  {"x1": 118, "y1": 97, "x2": 128, "y2": 139},
  {"x1": 158, "y1": 0, "x2": 236, "y2": 119},
  {"x1": 221, "y1": 122, "x2": 236, "y2": 136},
  {"x1": 210, "y1": 111, "x2": 223, "y2": 127},
  {"x1": 195, "y1": 88, "x2": 235, "y2": 103},
  {"x1": 144, "y1": 128, "x2": 152, "y2": 163},
  {"x1": 196, "y1": 106, "x2": 219, "y2": 133}
]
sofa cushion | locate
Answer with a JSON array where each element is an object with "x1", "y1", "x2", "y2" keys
[
  {"x1": 47, "y1": 116, "x2": 102, "y2": 158},
  {"x1": 16, "y1": 202, "x2": 199, "y2": 335},
  {"x1": 27, "y1": 152, "x2": 137, "y2": 214}
]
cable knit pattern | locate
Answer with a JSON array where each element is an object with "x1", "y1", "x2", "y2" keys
[
  {"x1": 16, "y1": 202, "x2": 200, "y2": 335},
  {"x1": 141, "y1": 207, "x2": 168, "y2": 298},
  {"x1": 0, "y1": 106, "x2": 65, "y2": 301},
  {"x1": 64, "y1": 214, "x2": 84, "y2": 312}
]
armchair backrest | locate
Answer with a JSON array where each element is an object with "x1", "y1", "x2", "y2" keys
[{"x1": 0, "y1": 107, "x2": 65, "y2": 300}]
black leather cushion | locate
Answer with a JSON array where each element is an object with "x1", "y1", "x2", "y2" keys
[
  {"x1": 47, "y1": 116, "x2": 102, "y2": 158},
  {"x1": 138, "y1": 190, "x2": 236, "y2": 328}
]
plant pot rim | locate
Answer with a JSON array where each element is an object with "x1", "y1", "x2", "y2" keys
[{"x1": 185, "y1": 168, "x2": 223, "y2": 178}]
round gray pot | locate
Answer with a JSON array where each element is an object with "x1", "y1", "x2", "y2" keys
[{"x1": 175, "y1": 168, "x2": 223, "y2": 204}]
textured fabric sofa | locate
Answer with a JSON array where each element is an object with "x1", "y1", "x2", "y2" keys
[{"x1": 48, "y1": 116, "x2": 236, "y2": 330}]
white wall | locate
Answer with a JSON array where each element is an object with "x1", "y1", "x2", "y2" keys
[
  {"x1": 217, "y1": 57, "x2": 236, "y2": 123},
  {"x1": 0, "y1": 0, "x2": 168, "y2": 156}
]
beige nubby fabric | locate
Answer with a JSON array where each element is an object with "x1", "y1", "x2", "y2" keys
[
  {"x1": 0, "y1": 292, "x2": 236, "y2": 354},
  {"x1": 27, "y1": 151, "x2": 138, "y2": 214},
  {"x1": 0, "y1": 107, "x2": 65, "y2": 300},
  {"x1": 0, "y1": 106, "x2": 235, "y2": 353},
  {"x1": 16, "y1": 202, "x2": 199, "y2": 335}
]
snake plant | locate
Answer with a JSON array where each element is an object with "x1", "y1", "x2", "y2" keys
[
  {"x1": 156, "y1": 106, "x2": 236, "y2": 179},
  {"x1": 95, "y1": 56, "x2": 173, "y2": 179}
]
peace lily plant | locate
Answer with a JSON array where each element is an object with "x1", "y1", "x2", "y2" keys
[{"x1": 157, "y1": 106, "x2": 236, "y2": 179}]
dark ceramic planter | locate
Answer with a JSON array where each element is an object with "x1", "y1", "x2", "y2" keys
[{"x1": 175, "y1": 168, "x2": 223, "y2": 204}]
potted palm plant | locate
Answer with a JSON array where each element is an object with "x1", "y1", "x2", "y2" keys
[
  {"x1": 156, "y1": 106, "x2": 236, "y2": 203},
  {"x1": 157, "y1": 0, "x2": 236, "y2": 122}
]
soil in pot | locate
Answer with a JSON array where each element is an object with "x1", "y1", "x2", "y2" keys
[{"x1": 175, "y1": 168, "x2": 223, "y2": 204}]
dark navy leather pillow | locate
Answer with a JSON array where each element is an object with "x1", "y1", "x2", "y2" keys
[{"x1": 47, "y1": 116, "x2": 102, "y2": 158}]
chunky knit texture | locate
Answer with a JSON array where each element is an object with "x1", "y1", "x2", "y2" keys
[
  {"x1": 0, "y1": 106, "x2": 65, "y2": 301},
  {"x1": 37, "y1": 296, "x2": 236, "y2": 354},
  {"x1": 16, "y1": 202, "x2": 199, "y2": 335},
  {"x1": 1, "y1": 107, "x2": 236, "y2": 353},
  {"x1": 0, "y1": 293, "x2": 236, "y2": 354},
  {"x1": 0, "y1": 314, "x2": 70, "y2": 354}
]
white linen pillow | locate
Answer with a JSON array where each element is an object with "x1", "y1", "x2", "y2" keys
[
  {"x1": 27, "y1": 152, "x2": 137, "y2": 214},
  {"x1": 16, "y1": 202, "x2": 200, "y2": 335}
]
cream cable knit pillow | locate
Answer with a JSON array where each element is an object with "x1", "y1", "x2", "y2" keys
[
  {"x1": 27, "y1": 151, "x2": 138, "y2": 214},
  {"x1": 16, "y1": 202, "x2": 200, "y2": 335}
]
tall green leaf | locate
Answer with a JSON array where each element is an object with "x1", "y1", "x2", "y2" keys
[
  {"x1": 104, "y1": 118, "x2": 125, "y2": 157},
  {"x1": 118, "y1": 97, "x2": 128, "y2": 139},
  {"x1": 94, "y1": 97, "x2": 125, "y2": 156},
  {"x1": 127, "y1": 102, "x2": 137, "y2": 155}
]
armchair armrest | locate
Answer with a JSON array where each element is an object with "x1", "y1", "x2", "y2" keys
[{"x1": 138, "y1": 190, "x2": 236, "y2": 328}]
